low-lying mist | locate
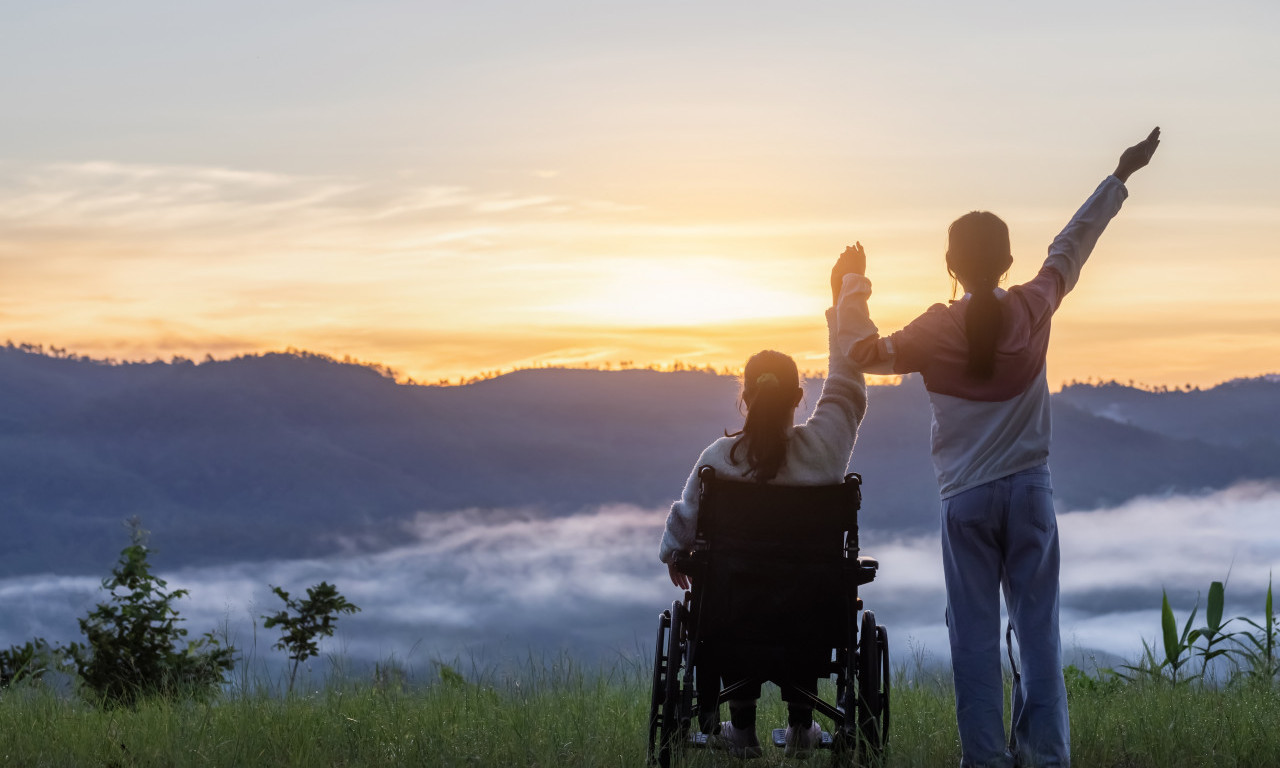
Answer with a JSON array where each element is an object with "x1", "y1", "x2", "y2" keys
[{"x1": 4, "y1": 482, "x2": 1278, "y2": 680}]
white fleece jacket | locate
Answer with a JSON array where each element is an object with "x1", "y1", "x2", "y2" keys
[{"x1": 658, "y1": 295, "x2": 869, "y2": 564}]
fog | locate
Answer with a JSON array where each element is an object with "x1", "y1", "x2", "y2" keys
[{"x1": 5, "y1": 483, "x2": 1279, "y2": 681}]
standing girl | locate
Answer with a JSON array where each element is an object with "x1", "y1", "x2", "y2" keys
[{"x1": 836, "y1": 128, "x2": 1161, "y2": 768}]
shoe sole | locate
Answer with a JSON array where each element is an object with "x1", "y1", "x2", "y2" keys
[{"x1": 770, "y1": 726, "x2": 833, "y2": 755}]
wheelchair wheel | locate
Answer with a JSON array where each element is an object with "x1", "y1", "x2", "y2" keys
[
  {"x1": 832, "y1": 602, "x2": 861, "y2": 763},
  {"x1": 646, "y1": 608, "x2": 672, "y2": 765},
  {"x1": 657, "y1": 599, "x2": 688, "y2": 768},
  {"x1": 877, "y1": 624, "x2": 891, "y2": 748},
  {"x1": 856, "y1": 609, "x2": 885, "y2": 754}
]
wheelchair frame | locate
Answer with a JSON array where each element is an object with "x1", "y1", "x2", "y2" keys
[{"x1": 648, "y1": 466, "x2": 890, "y2": 766}]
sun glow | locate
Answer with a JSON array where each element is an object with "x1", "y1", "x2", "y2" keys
[{"x1": 541, "y1": 258, "x2": 816, "y2": 328}]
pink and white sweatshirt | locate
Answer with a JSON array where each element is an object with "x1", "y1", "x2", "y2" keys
[
  {"x1": 836, "y1": 176, "x2": 1129, "y2": 499},
  {"x1": 658, "y1": 304, "x2": 868, "y2": 564}
]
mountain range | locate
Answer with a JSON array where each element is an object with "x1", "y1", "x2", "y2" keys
[{"x1": 2, "y1": 344, "x2": 1277, "y2": 577}]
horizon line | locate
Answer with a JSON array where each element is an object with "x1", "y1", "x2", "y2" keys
[{"x1": 5, "y1": 339, "x2": 1277, "y2": 395}]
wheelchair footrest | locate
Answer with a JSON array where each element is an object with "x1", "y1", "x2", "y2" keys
[{"x1": 770, "y1": 727, "x2": 834, "y2": 750}]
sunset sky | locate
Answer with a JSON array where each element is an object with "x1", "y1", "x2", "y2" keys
[{"x1": 2, "y1": 1, "x2": 1277, "y2": 388}]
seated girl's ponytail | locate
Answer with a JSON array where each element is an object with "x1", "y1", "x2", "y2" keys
[{"x1": 727, "y1": 350, "x2": 801, "y2": 482}]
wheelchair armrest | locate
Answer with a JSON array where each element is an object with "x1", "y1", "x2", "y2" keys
[
  {"x1": 847, "y1": 555, "x2": 879, "y2": 586},
  {"x1": 673, "y1": 551, "x2": 705, "y2": 580}
]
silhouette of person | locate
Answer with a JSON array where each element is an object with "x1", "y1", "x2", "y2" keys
[
  {"x1": 659, "y1": 248, "x2": 870, "y2": 758},
  {"x1": 835, "y1": 128, "x2": 1161, "y2": 767}
]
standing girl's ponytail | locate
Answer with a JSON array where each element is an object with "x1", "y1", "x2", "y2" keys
[
  {"x1": 964, "y1": 276, "x2": 1002, "y2": 379},
  {"x1": 727, "y1": 350, "x2": 801, "y2": 482},
  {"x1": 946, "y1": 212, "x2": 1013, "y2": 380}
]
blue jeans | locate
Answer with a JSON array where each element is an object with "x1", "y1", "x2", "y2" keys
[{"x1": 941, "y1": 465, "x2": 1069, "y2": 768}]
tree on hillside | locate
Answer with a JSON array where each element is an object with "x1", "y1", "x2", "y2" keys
[
  {"x1": 262, "y1": 581, "x2": 360, "y2": 693},
  {"x1": 77, "y1": 518, "x2": 235, "y2": 705}
]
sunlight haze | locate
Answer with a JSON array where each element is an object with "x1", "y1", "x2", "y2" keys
[{"x1": 2, "y1": 1, "x2": 1277, "y2": 388}]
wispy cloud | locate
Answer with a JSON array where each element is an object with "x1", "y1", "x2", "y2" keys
[
  {"x1": 5, "y1": 156, "x2": 1275, "y2": 390},
  {"x1": 0, "y1": 159, "x2": 862, "y2": 383}
]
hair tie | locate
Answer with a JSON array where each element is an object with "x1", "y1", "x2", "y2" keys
[{"x1": 755, "y1": 372, "x2": 779, "y2": 387}]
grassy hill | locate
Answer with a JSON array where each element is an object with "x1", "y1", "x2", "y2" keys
[{"x1": 2, "y1": 657, "x2": 1277, "y2": 767}]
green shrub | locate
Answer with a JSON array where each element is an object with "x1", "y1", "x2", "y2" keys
[
  {"x1": 0, "y1": 637, "x2": 83, "y2": 688},
  {"x1": 76, "y1": 519, "x2": 235, "y2": 705}
]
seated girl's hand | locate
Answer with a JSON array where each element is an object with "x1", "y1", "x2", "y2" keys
[{"x1": 668, "y1": 561, "x2": 690, "y2": 591}]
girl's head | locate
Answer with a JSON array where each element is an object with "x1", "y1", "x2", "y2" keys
[
  {"x1": 728, "y1": 350, "x2": 802, "y2": 482},
  {"x1": 945, "y1": 211, "x2": 1012, "y2": 289},
  {"x1": 945, "y1": 211, "x2": 1012, "y2": 380}
]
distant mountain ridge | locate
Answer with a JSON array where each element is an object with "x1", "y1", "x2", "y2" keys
[
  {"x1": 1055, "y1": 377, "x2": 1280, "y2": 448},
  {"x1": 2, "y1": 345, "x2": 1278, "y2": 577}
]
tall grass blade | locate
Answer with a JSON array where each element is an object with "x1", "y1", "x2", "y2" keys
[
  {"x1": 1162, "y1": 591, "x2": 1178, "y2": 670},
  {"x1": 1207, "y1": 581, "x2": 1224, "y2": 633},
  {"x1": 1253, "y1": 575, "x2": 1276, "y2": 667}
]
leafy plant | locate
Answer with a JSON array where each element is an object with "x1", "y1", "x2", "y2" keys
[
  {"x1": 1236, "y1": 573, "x2": 1279, "y2": 682},
  {"x1": 1192, "y1": 580, "x2": 1240, "y2": 681},
  {"x1": 1112, "y1": 638, "x2": 1169, "y2": 685},
  {"x1": 435, "y1": 661, "x2": 468, "y2": 688},
  {"x1": 262, "y1": 581, "x2": 360, "y2": 693},
  {"x1": 1161, "y1": 589, "x2": 1202, "y2": 684},
  {"x1": 77, "y1": 519, "x2": 236, "y2": 705},
  {"x1": 1117, "y1": 589, "x2": 1198, "y2": 685},
  {"x1": 0, "y1": 638, "x2": 83, "y2": 688},
  {"x1": 1108, "y1": 576, "x2": 1280, "y2": 689},
  {"x1": 1063, "y1": 664, "x2": 1123, "y2": 696}
]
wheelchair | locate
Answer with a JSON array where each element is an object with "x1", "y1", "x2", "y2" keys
[{"x1": 648, "y1": 467, "x2": 889, "y2": 766}]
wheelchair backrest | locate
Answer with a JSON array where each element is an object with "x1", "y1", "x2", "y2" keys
[{"x1": 688, "y1": 466, "x2": 863, "y2": 650}]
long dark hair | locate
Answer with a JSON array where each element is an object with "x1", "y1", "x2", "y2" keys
[
  {"x1": 727, "y1": 350, "x2": 801, "y2": 482},
  {"x1": 945, "y1": 211, "x2": 1012, "y2": 379}
]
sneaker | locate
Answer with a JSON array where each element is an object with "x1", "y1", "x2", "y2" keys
[
  {"x1": 709, "y1": 721, "x2": 763, "y2": 759},
  {"x1": 783, "y1": 721, "x2": 823, "y2": 758}
]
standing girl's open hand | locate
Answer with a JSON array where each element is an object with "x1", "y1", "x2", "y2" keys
[
  {"x1": 1114, "y1": 127, "x2": 1161, "y2": 183},
  {"x1": 831, "y1": 242, "x2": 867, "y2": 305}
]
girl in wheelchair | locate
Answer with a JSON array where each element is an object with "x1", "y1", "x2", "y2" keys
[{"x1": 658, "y1": 249, "x2": 872, "y2": 757}]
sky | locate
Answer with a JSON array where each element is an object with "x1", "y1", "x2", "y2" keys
[
  {"x1": 2, "y1": 1, "x2": 1278, "y2": 388},
  {"x1": 5, "y1": 481, "x2": 1279, "y2": 679}
]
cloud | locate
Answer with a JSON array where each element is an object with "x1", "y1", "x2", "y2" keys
[
  {"x1": 7, "y1": 157, "x2": 1274, "y2": 390},
  {"x1": 0, "y1": 162, "x2": 652, "y2": 242},
  {"x1": 0, "y1": 160, "x2": 843, "y2": 384},
  {"x1": 1059, "y1": 481, "x2": 1280, "y2": 595},
  {"x1": 2, "y1": 484, "x2": 1278, "y2": 677}
]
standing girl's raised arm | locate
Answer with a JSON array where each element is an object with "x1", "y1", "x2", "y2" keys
[
  {"x1": 1037, "y1": 127, "x2": 1162, "y2": 300},
  {"x1": 832, "y1": 242, "x2": 900, "y2": 376}
]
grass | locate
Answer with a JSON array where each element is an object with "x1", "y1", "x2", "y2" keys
[{"x1": 3, "y1": 655, "x2": 1279, "y2": 767}]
